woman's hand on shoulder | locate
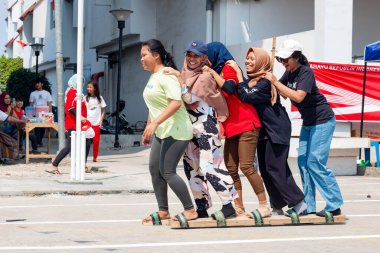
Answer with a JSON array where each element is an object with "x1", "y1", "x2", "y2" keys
[
  {"x1": 226, "y1": 60, "x2": 241, "y2": 73},
  {"x1": 201, "y1": 65, "x2": 213, "y2": 74},
  {"x1": 163, "y1": 67, "x2": 180, "y2": 77},
  {"x1": 264, "y1": 72, "x2": 277, "y2": 84}
]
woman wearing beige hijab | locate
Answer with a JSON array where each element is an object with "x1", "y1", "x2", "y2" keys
[
  {"x1": 229, "y1": 48, "x2": 307, "y2": 218},
  {"x1": 164, "y1": 40, "x2": 237, "y2": 220}
]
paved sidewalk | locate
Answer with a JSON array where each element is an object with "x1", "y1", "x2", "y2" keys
[{"x1": 0, "y1": 136, "x2": 155, "y2": 196}]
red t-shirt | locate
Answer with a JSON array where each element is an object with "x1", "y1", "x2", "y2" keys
[
  {"x1": 65, "y1": 88, "x2": 87, "y2": 130},
  {"x1": 221, "y1": 65, "x2": 261, "y2": 138},
  {"x1": 14, "y1": 108, "x2": 24, "y2": 120}
]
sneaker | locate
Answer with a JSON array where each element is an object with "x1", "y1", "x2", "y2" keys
[
  {"x1": 289, "y1": 201, "x2": 308, "y2": 215},
  {"x1": 272, "y1": 208, "x2": 284, "y2": 216},
  {"x1": 316, "y1": 208, "x2": 341, "y2": 217},
  {"x1": 212, "y1": 203, "x2": 236, "y2": 219},
  {"x1": 197, "y1": 210, "x2": 209, "y2": 218}
]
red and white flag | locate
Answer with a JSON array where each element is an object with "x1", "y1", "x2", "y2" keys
[
  {"x1": 290, "y1": 61, "x2": 380, "y2": 122},
  {"x1": 16, "y1": 40, "x2": 27, "y2": 47}
]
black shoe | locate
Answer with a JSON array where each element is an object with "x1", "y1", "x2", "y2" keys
[
  {"x1": 218, "y1": 203, "x2": 236, "y2": 219},
  {"x1": 197, "y1": 210, "x2": 209, "y2": 218},
  {"x1": 195, "y1": 198, "x2": 209, "y2": 218},
  {"x1": 316, "y1": 208, "x2": 341, "y2": 217}
]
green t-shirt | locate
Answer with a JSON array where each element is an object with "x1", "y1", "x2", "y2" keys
[{"x1": 143, "y1": 69, "x2": 193, "y2": 141}]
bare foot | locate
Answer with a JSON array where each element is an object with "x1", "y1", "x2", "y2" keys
[
  {"x1": 172, "y1": 208, "x2": 198, "y2": 221},
  {"x1": 142, "y1": 210, "x2": 170, "y2": 223},
  {"x1": 257, "y1": 206, "x2": 271, "y2": 218},
  {"x1": 235, "y1": 206, "x2": 247, "y2": 216}
]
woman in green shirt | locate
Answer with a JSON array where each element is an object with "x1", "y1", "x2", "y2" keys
[{"x1": 141, "y1": 39, "x2": 197, "y2": 225}]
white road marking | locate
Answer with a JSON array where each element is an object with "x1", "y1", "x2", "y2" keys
[
  {"x1": 347, "y1": 214, "x2": 380, "y2": 217},
  {"x1": 0, "y1": 219, "x2": 140, "y2": 225},
  {"x1": 0, "y1": 235, "x2": 379, "y2": 250},
  {"x1": 0, "y1": 214, "x2": 379, "y2": 225},
  {"x1": 0, "y1": 199, "x2": 379, "y2": 209}
]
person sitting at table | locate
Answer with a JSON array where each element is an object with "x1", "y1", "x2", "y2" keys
[
  {"x1": 0, "y1": 92, "x2": 18, "y2": 140},
  {"x1": 13, "y1": 96, "x2": 39, "y2": 153},
  {"x1": 0, "y1": 110, "x2": 26, "y2": 161}
]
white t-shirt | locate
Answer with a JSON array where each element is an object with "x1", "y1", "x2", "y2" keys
[
  {"x1": 0, "y1": 110, "x2": 9, "y2": 122},
  {"x1": 29, "y1": 90, "x2": 53, "y2": 106},
  {"x1": 84, "y1": 96, "x2": 106, "y2": 126}
]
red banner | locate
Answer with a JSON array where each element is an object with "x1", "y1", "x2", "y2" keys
[{"x1": 290, "y1": 61, "x2": 380, "y2": 122}]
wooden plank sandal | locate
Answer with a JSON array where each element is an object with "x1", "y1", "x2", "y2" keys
[
  {"x1": 285, "y1": 208, "x2": 300, "y2": 224},
  {"x1": 175, "y1": 213, "x2": 189, "y2": 228},
  {"x1": 251, "y1": 209, "x2": 264, "y2": 226}
]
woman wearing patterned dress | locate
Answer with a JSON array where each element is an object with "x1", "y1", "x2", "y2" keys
[{"x1": 164, "y1": 40, "x2": 237, "y2": 219}]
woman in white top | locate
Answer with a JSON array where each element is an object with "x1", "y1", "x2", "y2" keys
[{"x1": 85, "y1": 79, "x2": 106, "y2": 162}]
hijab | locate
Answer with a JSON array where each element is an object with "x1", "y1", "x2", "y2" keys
[
  {"x1": 65, "y1": 74, "x2": 84, "y2": 102},
  {"x1": 207, "y1": 42, "x2": 234, "y2": 74},
  {"x1": 181, "y1": 55, "x2": 229, "y2": 121},
  {"x1": 0, "y1": 92, "x2": 10, "y2": 112},
  {"x1": 246, "y1": 48, "x2": 277, "y2": 105}
]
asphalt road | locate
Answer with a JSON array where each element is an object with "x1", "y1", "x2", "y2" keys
[{"x1": 1, "y1": 176, "x2": 380, "y2": 253}]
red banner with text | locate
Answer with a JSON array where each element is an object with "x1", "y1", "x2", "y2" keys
[{"x1": 289, "y1": 61, "x2": 380, "y2": 122}]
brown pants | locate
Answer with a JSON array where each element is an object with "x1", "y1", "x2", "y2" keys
[{"x1": 224, "y1": 128, "x2": 265, "y2": 194}]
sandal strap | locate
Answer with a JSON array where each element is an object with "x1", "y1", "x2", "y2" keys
[
  {"x1": 212, "y1": 211, "x2": 226, "y2": 227},
  {"x1": 150, "y1": 212, "x2": 162, "y2": 225},
  {"x1": 286, "y1": 208, "x2": 300, "y2": 224},
  {"x1": 323, "y1": 211, "x2": 334, "y2": 224},
  {"x1": 175, "y1": 213, "x2": 189, "y2": 229},
  {"x1": 251, "y1": 209, "x2": 263, "y2": 226}
]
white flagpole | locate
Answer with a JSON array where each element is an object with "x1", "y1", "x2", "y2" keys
[
  {"x1": 76, "y1": 0, "x2": 85, "y2": 180},
  {"x1": 70, "y1": 131, "x2": 76, "y2": 180}
]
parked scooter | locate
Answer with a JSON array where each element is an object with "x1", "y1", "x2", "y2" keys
[{"x1": 100, "y1": 100, "x2": 134, "y2": 135}]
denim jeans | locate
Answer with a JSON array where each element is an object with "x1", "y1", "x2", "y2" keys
[{"x1": 298, "y1": 117, "x2": 343, "y2": 212}]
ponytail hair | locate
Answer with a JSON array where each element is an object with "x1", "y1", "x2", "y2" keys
[
  {"x1": 142, "y1": 39, "x2": 178, "y2": 70},
  {"x1": 292, "y1": 51, "x2": 309, "y2": 67}
]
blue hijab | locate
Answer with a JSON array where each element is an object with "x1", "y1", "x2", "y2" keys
[{"x1": 207, "y1": 42, "x2": 234, "y2": 74}]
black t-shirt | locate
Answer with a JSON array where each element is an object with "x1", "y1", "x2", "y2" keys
[
  {"x1": 279, "y1": 65, "x2": 334, "y2": 126},
  {"x1": 237, "y1": 79, "x2": 291, "y2": 145}
]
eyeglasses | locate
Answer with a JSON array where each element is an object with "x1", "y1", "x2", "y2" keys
[{"x1": 276, "y1": 56, "x2": 291, "y2": 64}]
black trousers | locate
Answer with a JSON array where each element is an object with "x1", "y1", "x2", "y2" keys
[
  {"x1": 52, "y1": 130, "x2": 91, "y2": 167},
  {"x1": 34, "y1": 128, "x2": 45, "y2": 145},
  {"x1": 19, "y1": 130, "x2": 38, "y2": 151},
  {"x1": 257, "y1": 139, "x2": 305, "y2": 209}
]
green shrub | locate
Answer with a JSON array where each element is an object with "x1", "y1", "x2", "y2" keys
[{"x1": 0, "y1": 56, "x2": 23, "y2": 91}]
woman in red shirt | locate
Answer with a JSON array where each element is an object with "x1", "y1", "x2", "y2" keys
[
  {"x1": 13, "y1": 96, "x2": 25, "y2": 120},
  {"x1": 50, "y1": 74, "x2": 90, "y2": 174},
  {"x1": 205, "y1": 42, "x2": 271, "y2": 218}
]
